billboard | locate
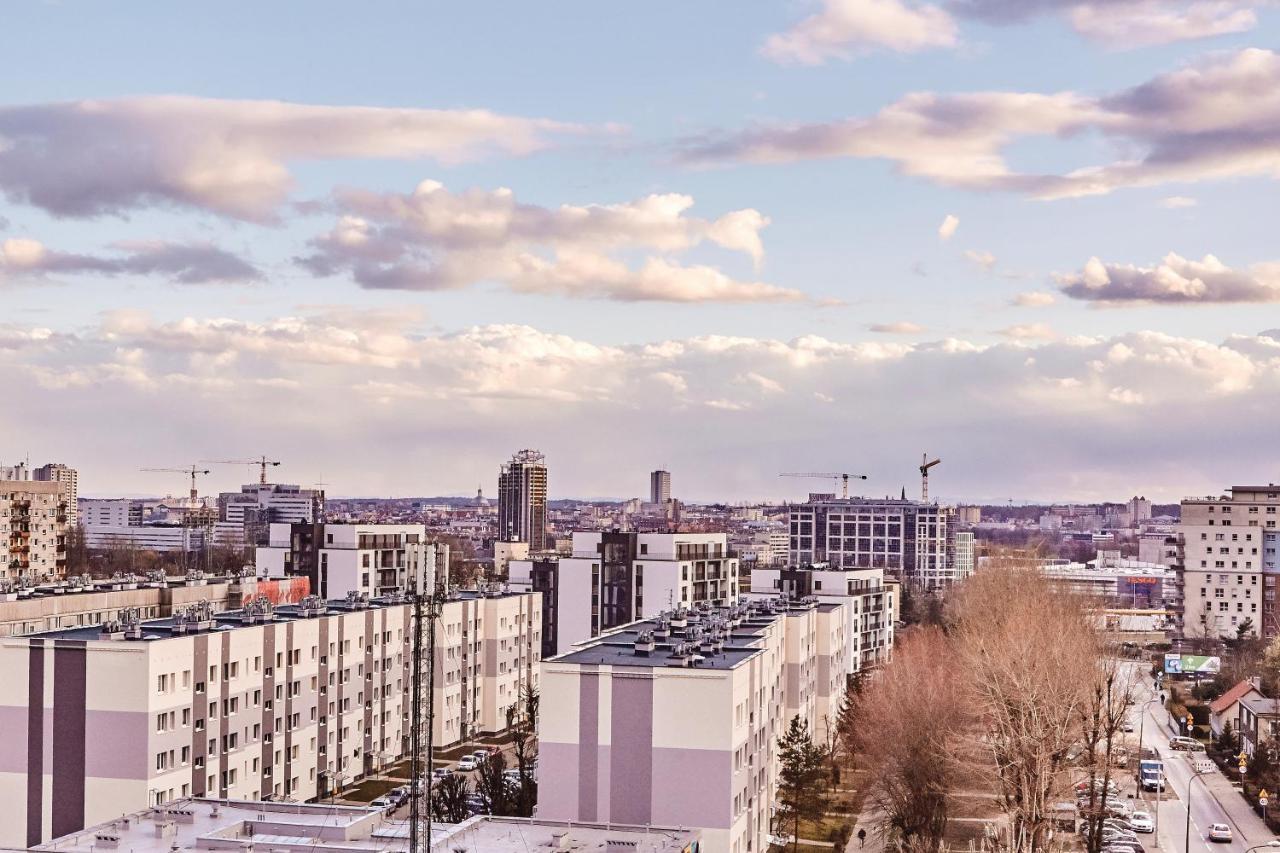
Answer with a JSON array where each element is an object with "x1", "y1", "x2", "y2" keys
[{"x1": 1163, "y1": 653, "x2": 1221, "y2": 675}]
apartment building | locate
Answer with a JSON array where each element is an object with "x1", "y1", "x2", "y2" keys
[
  {"x1": 538, "y1": 597, "x2": 850, "y2": 853},
  {"x1": 216, "y1": 482, "x2": 325, "y2": 546},
  {"x1": 79, "y1": 497, "x2": 145, "y2": 528},
  {"x1": 1175, "y1": 485, "x2": 1280, "y2": 639},
  {"x1": 0, "y1": 572, "x2": 311, "y2": 637},
  {"x1": 35, "y1": 800, "x2": 701, "y2": 853},
  {"x1": 0, "y1": 586, "x2": 541, "y2": 847},
  {"x1": 433, "y1": 586, "x2": 542, "y2": 746},
  {"x1": 508, "y1": 530, "x2": 739, "y2": 656},
  {"x1": 498, "y1": 449, "x2": 549, "y2": 551},
  {"x1": 255, "y1": 523, "x2": 446, "y2": 599},
  {"x1": 749, "y1": 565, "x2": 895, "y2": 670},
  {"x1": 33, "y1": 464, "x2": 78, "y2": 527},
  {"x1": 1, "y1": 479, "x2": 69, "y2": 581},
  {"x1": 788, "y1": 494, "x2": 958, "y2": 589}
]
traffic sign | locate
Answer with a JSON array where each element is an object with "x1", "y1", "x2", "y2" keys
[{"x1": 1261, "y1": 796, "x2": 1269, "y2": 807}]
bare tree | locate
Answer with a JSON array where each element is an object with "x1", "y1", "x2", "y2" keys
[
  {"x1": 850, "y1": 628, "x2": 970, "y2": 851},
  {"x1": 1076, "y1": 654, "x2": 1137, "y2": 853},
  {"x1": 949, "y1": 557, "x2": 1097, "y2": 853}
]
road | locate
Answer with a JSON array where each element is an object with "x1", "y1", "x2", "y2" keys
[{"x1": 1125, "y1": 666, "x2": 1273, "y2": 853}]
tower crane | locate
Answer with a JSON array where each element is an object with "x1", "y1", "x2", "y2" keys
[
  {"x1": 141, "y1": 465, "x2": 211, "y2": 504},
  {"x1": 779, "y1": 472, "x2": 867, "y2": 499},
  {"x1": 919, "y1": 454, "x2": 941, "y2": 502},
  {"x1": 202, "y1": 456, "x2": 281, "y2": 485}
]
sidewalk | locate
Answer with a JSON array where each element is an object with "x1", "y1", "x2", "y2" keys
[{"x1": 1153, "y1": 701, "x2": 1272, "y2": 845}]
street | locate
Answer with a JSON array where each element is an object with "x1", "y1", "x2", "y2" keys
[{"x1": 1125, "y1": 666, "x2": 1275, "y2": 853}]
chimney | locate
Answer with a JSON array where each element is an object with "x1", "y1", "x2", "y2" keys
[{"x1": 634, "y1": 631, "x2": 656, "y2": 657}]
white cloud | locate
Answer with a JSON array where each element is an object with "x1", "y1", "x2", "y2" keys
[
  {"x1": 965, "y1": 249, "x2": 997, "y2": 271},
  {"x1": 868, "y1": 321, "x2": 927, "y2": 334},
  {"x1": 1161, "y1": 195, "x2": 1198, "y2": 208},
  {"x1": 1057, "y1": 252, "x2": 1280, "y2": 304},
  {"x1": 298, "y1": 180, "x2": 799, "y2": 303},
  {"x1": 938, "y1": 214, "x2": 960, "y2": 240},
  {"x1": 8, "y1": 313, "x2": 1279, "y2": 501},
  {"x1": 1013, "y1": 291, "x2": 1057, "y2": 307},
  {"x1": 763, "y1": 0, "x2": 1263, "y2": 63},
  {"x1": 681, "y1": 48, "x2": 1280, "y2": 201},
  {"x1": 998, "y1": 323, "x2": 1056, "y2": 340},
  {"x1": 1, "y1": 237, "x2": 260, "y2": 285},
  {"x1": 0, "y1": 96, "x2": 586, "y2": 220},
  {"x1": 761, "y1": 0, "x2": 958, "y2": 63}
]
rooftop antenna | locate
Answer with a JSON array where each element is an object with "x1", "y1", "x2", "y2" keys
[{"x1": 409, "y1": 541, "x2": 444, "y2": 853}]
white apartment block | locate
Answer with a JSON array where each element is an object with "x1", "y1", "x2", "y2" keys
[
  {"x1": 788, "y1": 495, "x2": 958, "y2": 590},
  {"x1": 1, "y1": 479, "x2": 69, "y2": 581},
  {"x1": 538, "y1": 597, "x2": 852, "y2": 853},
  {"x1": 33, "y1": 464, "x2": 78, "y2": 527},
  {"x1": 508, "y1": 530, "x2": 739, "y2": 656},
  {"x1": 1176, "y1": 485, "x2": 1280, "y2": 640},
  {"x1": 79, "y1": 497, "x2": 144, "y2": 528},
  {"x1": 955, "y1": 531, "x2": 975, "y2": 580},
  {"x1": 36, "y1": 801, "x2": 702, "y2": 853},
  {"x1": 256, "y1": 523, "x2": 445, "y2": 599},
  {"x1": 748, "y1": 565, "x2": 896, "y2": 671},
  {"x1": 0, "y1": 586, "x2": 541, "y2": 847}
]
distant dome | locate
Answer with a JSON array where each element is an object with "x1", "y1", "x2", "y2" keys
[{"x1": 474, "y1": 486, "x2": 490, "y2": 507}]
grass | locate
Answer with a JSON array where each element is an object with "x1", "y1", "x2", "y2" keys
[{"x1": 345, "y1": 777, "x2": 403, "y2": 802}]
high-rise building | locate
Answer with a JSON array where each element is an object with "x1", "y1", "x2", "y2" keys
[
  {"x1": 650, "y1": 468, "x2": 671, "y2": 504},
  {"x1": 0, "y1": 479, "x2": 69, "y2": 581},
  {"x1": 498, "y1": 449, "x2": 548, "y2": 551},
  {"x1": 787, "y1": 494, "x2": 959, "y2": 590},
  {"x1": 32, "y1": 463, "x2": 78, "y2": 527},
  {"x1": 1175, "y1": 484, "x2": 1280, "y2": 640},
  {"x1": 508, "y1": 531, "x2": 739, "y2": 656},
  {"x1": 216, "y1": 482, "x2": 325, "y2": 546},
  {"x1": 1129, "y1": 495, "x2": 1153, "y2": 523}
]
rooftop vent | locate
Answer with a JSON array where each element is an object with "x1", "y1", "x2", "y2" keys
[
  {"x1": 634, "y1": 631, "x2": 656, "y2": 657},
  {"x1": 297, "y1": 594, "x2": 327, "y2": 617},
  {"x1": 241, "y1": 595, "x2": 275, "y2": 624},
  {"x1": 344, "y1": 590, "x2": 370, "y2": 610}
]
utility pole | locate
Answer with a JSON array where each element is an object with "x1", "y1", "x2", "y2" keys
[{"x1": 410, "y1": 542, "x2": 443, "y2": 853}]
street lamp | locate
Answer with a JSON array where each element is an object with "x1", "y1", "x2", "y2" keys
[{"x1": 1184, "y1": 767, "x2": 1214, "y2": 853}]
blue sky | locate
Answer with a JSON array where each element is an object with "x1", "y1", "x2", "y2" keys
[{"x1": 2, "y1": 1, "x2": 1279, "y2": 502}]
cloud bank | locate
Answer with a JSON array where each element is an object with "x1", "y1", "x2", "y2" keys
[
  {"x1": 6, "y1": 311, "x2": 1279, "y2": 500},
  {"x1": 0, "y1": 96, "x2": 584, "y2": 220},
  {"x1": 683, "y1": 48, "x2": 1280, "y2": 201}
]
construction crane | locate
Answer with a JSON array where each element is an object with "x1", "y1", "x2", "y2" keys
[
  {"x1": 780, "y1": 472, "x2": 867, "y2": 499},
  {"x1": 919, "y1": 454, "x2": 941, "y2": 501},
  {"x1": 141, "y1": 465, "x2": 211, "y2": 503},
  {"x1": 202, "y1": 455, "x2": 281, "y2": 485}
]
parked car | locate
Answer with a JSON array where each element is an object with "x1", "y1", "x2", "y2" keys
[
  {"x1": 472, "y1": 749, "x2": 491, "y2": 762},
  {"x1": 1104, "y1": 801, "x2": 1133, "y2": 819},
  {"x1": 457, "y1": 757, "x2": 478, "y2": 771},
  {"x1": 432, "y1": 767, "x2": 452, "y2": 780},
  {"x1": 1128, "y1": 812, "x2": 1154, "y2": 833},
  {"x1": 370, "y1": 795, "x2": 394, "y2": 810},
  {"x1": 1208, "y1": 824, "x2": 1233, "y2": 843},
  {"x1": 1119, "y1": 721, "x2": 1135, "y2": 733},
  {"x1": 1169, "y1": 736, "x2": 1204, "y2": 751},
  {"x1": 1103, "y1": 841, "x2": 1144, "y2": 853}
]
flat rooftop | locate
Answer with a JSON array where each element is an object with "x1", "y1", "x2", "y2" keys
[
  {"x1": 12, "y1": 587, "x2": 533, "y2": 643},
  {"x1": 552, "y1": 599, "x2": 813, "y2": 670},
  {"x1": 31, "y1": 799, "x2": 699, "y2": 853}
]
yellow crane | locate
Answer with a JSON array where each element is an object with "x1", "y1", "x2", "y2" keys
[
  {"x1": 919, "y1": 454, "x2": 941, "y2": 501},
  {"x1": 779, "y1": 472, "x2": 867, "y2": 499},
  {"x1": 141, "y1": 465, "x2": 211, "y2": 503},
  {"x1": 202, "y1": 455, "x2": 281, "y2": 485}
]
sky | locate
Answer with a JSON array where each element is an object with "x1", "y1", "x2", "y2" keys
[{"x1": 2, "y1": 1, "x2": 1279, "y2": 505}]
